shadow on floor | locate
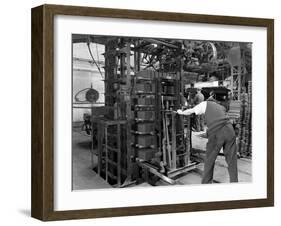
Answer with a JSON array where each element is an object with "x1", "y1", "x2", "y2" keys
[
  {"x1": 76, "y1": 141, "x2": 92, "y2": 150},
  {"x1": 18, "y1": 209, "x2": 30, "y2": 217}
]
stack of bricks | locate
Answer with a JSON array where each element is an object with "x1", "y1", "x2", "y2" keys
[{"x1": 237, "y1": 81, "x2": 252, "y2": 158}]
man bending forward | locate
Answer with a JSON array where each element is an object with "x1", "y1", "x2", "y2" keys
[{"x1": 177, "y1": 101, "x2": 238, "y2": 183}]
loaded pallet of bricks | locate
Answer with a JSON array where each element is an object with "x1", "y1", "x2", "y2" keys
[{"x1": 238, "y1": 81, "x2": 252, "y2": 158}]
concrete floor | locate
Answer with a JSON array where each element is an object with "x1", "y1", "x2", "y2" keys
[
  {"x1": 72, "y1": 130, "x2": 111, "y2": 190},
  {"x1": 190, "y1": 130, "x2": 252, "y2": 183},
  {"x1": 72, "y1": 128, "x2": 252, "y2": 190}
]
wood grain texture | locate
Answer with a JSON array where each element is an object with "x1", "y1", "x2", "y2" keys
[
  {"x1": 31, "y1": 4, "x2": 274, "y2": 221},
  {"x1": 266, "y1": 19, "x2": 274, "y2": 206},
  {"x1": 31, "y1": 5, "x2": 55, "y2": 220},
  {"x1": 31, "y1": 5, "x2": 44, "y2": 220}
]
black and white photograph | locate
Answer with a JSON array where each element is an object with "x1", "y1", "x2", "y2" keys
[{"x1": 71, "y1": 34, "x2": 252, "y2": 190}]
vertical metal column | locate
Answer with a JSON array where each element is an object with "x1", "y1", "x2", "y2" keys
[
  {"x1": 117, "y1": 123, "x2": 121, "y2": 186},
  {"x1": 91, "y1": 115, "x2": 95, "y2": 169},
  {"x1": 171, "y1": 112, "x2": 177, "y2": 169},
  {"x1": 105, "y1": 125, "x2": 108, "y2": 182},
  {"x1": 125, "y1": 44, "x2": 132, "y2": 182},
  {"x1": 96, "y1": 120, "x2": 104, "y2": 176}
]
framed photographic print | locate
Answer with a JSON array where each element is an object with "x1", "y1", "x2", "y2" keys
[{"x1": 31, "y1": 4, "x2": 274, "y2": 221}]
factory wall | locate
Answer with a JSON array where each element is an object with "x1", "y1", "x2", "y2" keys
[
  {"x1": 72, "y1": 69, "x2": 105, "y2": 122},
  {"x1": 73, "y1": 43, "x2": 105, "y2": 122}
]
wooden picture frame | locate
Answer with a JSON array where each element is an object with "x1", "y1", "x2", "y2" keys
[{"x1": 31, "y1": 4, "x2": 274, "y2": 221}]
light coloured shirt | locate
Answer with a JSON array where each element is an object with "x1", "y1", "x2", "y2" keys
[
  {"x1": 193, "y1": 101, "x2": 207, "y2": 115},
  {"x1": 178, "y1": 101, "x2": 207, "y2": 115}
]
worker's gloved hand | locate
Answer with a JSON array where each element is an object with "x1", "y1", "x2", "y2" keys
[{"x1": 177, "y1": 109, "x2": 184, "y2": 115}]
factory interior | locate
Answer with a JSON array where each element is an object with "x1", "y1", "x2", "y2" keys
[{"x1": 72, "y1": 35, "x2": 252, "y2": 190}]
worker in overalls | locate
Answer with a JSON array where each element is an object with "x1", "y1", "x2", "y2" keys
[
  {"x1": 193, "y1": 88, "x2": 205, "y2": 131},
  {"x1": 177, "y1": 101, "x2": 238, "y2": 183}
]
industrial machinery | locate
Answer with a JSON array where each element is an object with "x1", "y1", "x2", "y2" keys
[
  {"x1": 80, "y1": 37, "x2": 202, "y2": 187},
  {"x1": 74, "y1": 86, "x2": 100, "y2": 135},
  {"x1": 72, "y1": 35, "x2": 252, "y2": 187}
]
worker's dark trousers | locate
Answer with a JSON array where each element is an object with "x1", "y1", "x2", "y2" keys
[
  {"x1": 195, "y1": 115, "x2": 204, "y2": 131},
  {"x1": 202, "y1": 124, "x2": 238, "y2": 184}
]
